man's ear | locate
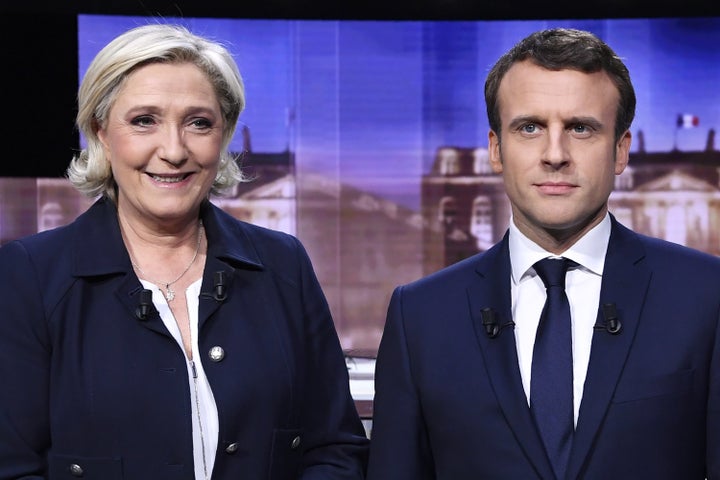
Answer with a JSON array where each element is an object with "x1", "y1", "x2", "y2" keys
[
  {"x1": 615, "y1": 130, "x2": 631, "y2": 175},
  {"x1": 488, "y1": 129, "x2": 503, "y2": 174}
]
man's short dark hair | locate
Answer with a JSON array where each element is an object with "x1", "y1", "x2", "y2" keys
[{"x1": 484, "y1": 28, "x2": 636, "y2": 142}]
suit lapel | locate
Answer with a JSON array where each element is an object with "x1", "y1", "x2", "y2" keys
[
  {"x1": 468, "y1": 234, "x2": 556, "y2": 479},
  {"x1": 567, "y1": 220, "x2": 651, "y2": 479}
]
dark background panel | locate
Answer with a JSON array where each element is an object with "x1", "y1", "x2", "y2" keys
[
  {"x1": 1, "y1": 0, "x2": 717, "y2": 176},
  {"x1": 4, "y1": 0, "x2": 717, "y2": 20},
  {"x1": 2, "y1": 13, "x2": 79, "y2": 177}
]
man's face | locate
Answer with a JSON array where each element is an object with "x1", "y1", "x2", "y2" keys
[{"x1": 488, "y1": 60, "x2": 631, "y2": 249}]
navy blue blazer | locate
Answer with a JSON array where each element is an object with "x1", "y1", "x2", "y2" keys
[
  {"x1": 367, "y1": 217, "x2": 720, "y2": 479},
  {"x1": 0, "y1": 197, "x2": 368, "y2": 480}
]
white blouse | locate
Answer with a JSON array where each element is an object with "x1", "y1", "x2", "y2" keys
[{"x1": 140, "y1": 278, "x2": 219, "y2": 480}]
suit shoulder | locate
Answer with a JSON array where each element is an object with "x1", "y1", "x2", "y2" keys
[
  {"x1": 638, "y1": 233, "x2": 720, "y2": 270},
  {"x1": 401, "y1": 251, "x2": 486, "y2": 296}
]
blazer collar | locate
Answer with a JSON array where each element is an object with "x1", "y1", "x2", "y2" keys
[
  {"x1": 70, "y1": 198, "x2": 267, "y2": 334},
  {"x1": 71, "y1": 197, "x2": 265, "y2": 278}
]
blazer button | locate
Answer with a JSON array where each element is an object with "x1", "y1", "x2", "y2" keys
[
  {"x1": 291, "y1": 435, "x2": 301, "y2": 450},
  {"x1": 208, "y1": 346, "x2": 225, "y2": 362},
  {"x1": 69, "y1": 463, "x2": 84, "y2": 477},
  {"x1": 225, "y1": 442, "x2": 239, "y2": 454}
]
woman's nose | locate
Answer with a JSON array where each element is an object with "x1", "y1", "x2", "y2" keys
[{"x1": 158, "y1": 126, "x2": 188, "y2": 166}]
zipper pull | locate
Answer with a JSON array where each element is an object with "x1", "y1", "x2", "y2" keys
[{"x1": 190, "y1": 360, "x2": 198, "y2": 379}]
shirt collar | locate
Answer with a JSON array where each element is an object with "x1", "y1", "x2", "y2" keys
[{"x1": 508, "y1": 213, "x2": 611, "y2": 284}]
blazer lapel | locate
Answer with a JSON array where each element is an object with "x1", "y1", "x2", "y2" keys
[
  {"x1": 468, "y1": 234, "x2": 556, "y2": 479},
  {"x1": 195, "y1": 203, "x2": 264, "y2": 330},
  {"x1": 567, "y1": 219, "x2": 651, "y2": 479},
  {"x1": 115, "y1": 274, "x2": 174, "y2": 336}
]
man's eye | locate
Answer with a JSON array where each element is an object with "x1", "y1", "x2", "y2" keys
[
  {"x1": 522, "y1": 124, "x2": 537, "y2": 133},
  {"x1": 573, "y1": 124, "x2": 588, "y2": 133}
]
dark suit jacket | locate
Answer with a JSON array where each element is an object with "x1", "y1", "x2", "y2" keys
[
  {"x1": 0, "y1": 197, "x2": 368, "y2": 480},
  {"x1": 367, "y1": 217, "x2": 720, "y2": 479}
]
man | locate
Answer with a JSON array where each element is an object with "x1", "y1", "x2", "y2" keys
[{"x1": 367, "y1": 28, "x2": 720, "y2": 479}]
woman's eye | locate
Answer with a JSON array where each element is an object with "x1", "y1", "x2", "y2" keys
[
  {"x1": 190, "y1": 118, "x2": 213, "y2": 129},
  {"x1": 131, "y1": 116, "x2": 155, "y2": 127}
]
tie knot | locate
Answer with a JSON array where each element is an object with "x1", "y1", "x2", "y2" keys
[{"x1": 534, "y1": 257, "x2": 571, "y2": 289}]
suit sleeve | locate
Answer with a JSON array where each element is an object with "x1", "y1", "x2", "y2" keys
[
  {"x1": 367, "y1": 286, "x2": 435, "y2": 480},
  {"x1": 707, "y1": 307, "x2": 720, "y2": 479},
  {"x1": 292, "y1": 237, "x2": 369, "y2": 479},
  {"x1": 0, "y1": 241, "x2": 51, "y2": 479}
]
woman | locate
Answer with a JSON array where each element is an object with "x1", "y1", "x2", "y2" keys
[{"x1": 0, "y1": 24, "x2": 368, "y2": 479}]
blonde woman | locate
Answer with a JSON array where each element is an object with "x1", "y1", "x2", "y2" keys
[{"x1": 0, "y1": 23, "x2": 368, "y2": 479}]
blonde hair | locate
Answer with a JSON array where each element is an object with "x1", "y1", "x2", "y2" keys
[{"x1": 67, "y1": 23, "x2": 248, "y2": 201}]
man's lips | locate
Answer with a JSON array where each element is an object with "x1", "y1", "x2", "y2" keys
[{"x1": 535, "y1": 182, "x2": 577, "y2": 195}]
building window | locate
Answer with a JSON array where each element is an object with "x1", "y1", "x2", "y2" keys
[
  {"x1": 438, "y1": 148, "x2": 460, "y2": 175},
  {"x1": 473, "y1": 148, "x2": 491, "y2": 175},
  {"x1": 615, "y1": 166, "x2": 634, "y2": 191},
  {"x1": 470, "y1": 196, "x2": 493, "y2": 250},
  {"x1": 439, "y1": 196, "x2": 458, "y2": 227}
]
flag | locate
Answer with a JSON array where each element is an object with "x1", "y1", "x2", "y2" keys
[{"x1": 677, "y1": 114, "x2": 699, "y2": 129}]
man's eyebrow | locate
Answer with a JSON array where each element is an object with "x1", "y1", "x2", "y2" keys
[
  {"x1": 507, "y1": 115, "x2": 543, "y2": 130},
  {"x1": 566, "y1": 116, "x2": 603, "y2": 129}
]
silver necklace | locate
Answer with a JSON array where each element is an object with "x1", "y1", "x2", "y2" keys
[{"x1": 131, "y1": 223, "x2": 203, "y2": 302}]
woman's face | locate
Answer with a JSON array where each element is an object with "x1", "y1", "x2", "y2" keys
[{"x1": 98, "y1": 62, "x2": 224, "y2": 226}]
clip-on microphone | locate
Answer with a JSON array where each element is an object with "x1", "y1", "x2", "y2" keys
[
  {"x1": 212, "y1": 271, "x2": 227, "y2": 301},
  {"x1": 594, "y1": 303, "x2": 622, "y2": 334},
  {"x1": 135, "y1": 289, "x2": 153, "y2": 321},
  {"x1": 482, "y1": 307, "x2": 515, "y2": 339}
]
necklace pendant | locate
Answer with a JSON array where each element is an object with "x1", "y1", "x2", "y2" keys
[{"x1": 165, "y1": 285, "x2": 175, "y2": 302}]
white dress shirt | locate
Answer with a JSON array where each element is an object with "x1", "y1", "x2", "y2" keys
[
  {"x1": 141, "y1": 278, "x2": 219, "y2": 480},
  {"x1": 508, "y1": 214, "x2": 611, "y2": 426}
]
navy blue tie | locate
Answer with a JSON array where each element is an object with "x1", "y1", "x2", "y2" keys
[{"x1": 531, "y1": 257, "x2": 574, "y2": 480}]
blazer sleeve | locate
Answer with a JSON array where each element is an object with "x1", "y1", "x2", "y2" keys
[
  {"x1": 0, "y1": 240, "x2": 52, "y2": 479},
  {"x1": 366, "y1": 286, "x2": 435, "y2": 480},
  {"x1": 291, "y1": 236, "x2": 369, "y2": 479}
]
